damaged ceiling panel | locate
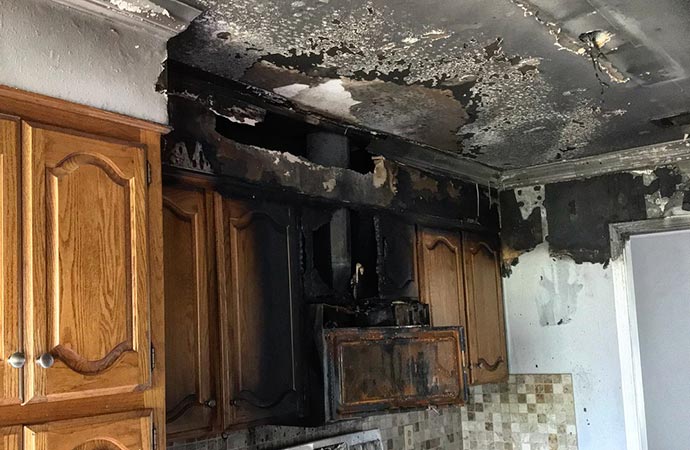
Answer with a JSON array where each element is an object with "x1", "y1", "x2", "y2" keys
[{"x1": 169, "y1": 0, "x2": 690, "y2": 169}]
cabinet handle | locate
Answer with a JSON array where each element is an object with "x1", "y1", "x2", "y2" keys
[
  {"x1": 36, "y1": 353, "x2": 55, "y2": 369},
  {"x1": 476, "y1": 357, "x2": 504, "y2": 372},
  {"x1": 7, "y1": 352, "x2": 25, "y2": 369}
]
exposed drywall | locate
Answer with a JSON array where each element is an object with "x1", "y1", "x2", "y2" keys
[
  {"x1": 503, "y1": 243, "x2": 626, "y2": 450},
  {"x1": 0, "y1": 0, "x2": 168, "y2": 123}
]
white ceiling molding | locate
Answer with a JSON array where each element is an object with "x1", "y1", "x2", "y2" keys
[
  {"x1": 500, "y1": 138, "x2": 690, "y2": 189},
  {"x1": 51, "y1": 0, "x2": 202, "y2": 38}
]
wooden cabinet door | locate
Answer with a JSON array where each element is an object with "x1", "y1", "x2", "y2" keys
[
  {"x1": 375, "y1": 215, "x2": 419, "y2": 299},
  {"x1": 22, "y1": 122, "x2": 151, "y2": 403},
  {"x1": 0, "y1": 427, "x2": 20, "y2": 450},
  {"x1": 324, "y1": 327, "x2": 465, "y2": 420},
  {"x1": 163, "y1": 186, "x2": 216, "y2": 438},
  {"x1": 463, "y1": 233, "x2": 508, "y2": 384},
  {"x1": 23, "y1": 410, "x2": 152, "y2": 450},
  {"x1": 418, "y1": 227, "x2": 467, "y2": 330},
  {"x1": 218, "y1": 197, "x2": 302, "y2": 426},
  {"x1": 0, "y1": 118, "x2": 21, "y2": 406}
]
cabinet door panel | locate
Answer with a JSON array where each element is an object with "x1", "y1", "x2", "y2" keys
[
  {"x1": 163, "y1": 186, "x2": 216, "y2": 438},
  {"x1": 418, "y1": 228, "x2": 466, "y2": 329},
  {"x1": 219, "y1": 198, "x2": 301, "y2": 425},
  {"x1": 0, "y1": 118, "x2": 21, "y2": 405},
  {"x1": 23, "y1": 410, "x2": 151, "y2": 450},
  {"x1": 0, "y1": 427, "x2": 20, "y2": 450},
  {"x1": 375, "y1": 215, "x2": 419, "y2": 300},
  {"x1": 23, "y1": 123, "x2": 150, "y2": 403},
  {"x1": 463, "y1": 233, "x2": 508, "y2": 384}
]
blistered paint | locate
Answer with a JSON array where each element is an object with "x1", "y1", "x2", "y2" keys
[
  {"x1": 274, "y1": 79, "x2": 361, "y2": 119},
  {"x1": 109, "y1": 0, "x2": 171, "y2": 17}
]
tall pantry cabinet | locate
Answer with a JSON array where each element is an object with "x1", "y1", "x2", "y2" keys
[{"x1": 0, "y1": 86, "x2": 167, "y2": 450}]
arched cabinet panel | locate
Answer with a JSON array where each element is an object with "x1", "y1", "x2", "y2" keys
[
  {"x1": 418, "y1": 227, "x2": 508, "y2": 385},
  {"x1": 22, "y1": 123, "x2": 151, "y2": 403},
  {"x1": 462, "y1": 233, "x2": 508, "y2": 384},
  {"x1": 23, "y1": 411, "x2": 152, "y2": 450},
  {"x1": 218, "y1": 198, "x2": 302, "y2": 426},
  {"x1": 163, "y1": 186, "x2": 217, "y2": 439}
]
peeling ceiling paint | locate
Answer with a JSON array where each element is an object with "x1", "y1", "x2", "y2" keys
[{"x1": 170, "y1": 0, "x2": 690, "y2": 169}]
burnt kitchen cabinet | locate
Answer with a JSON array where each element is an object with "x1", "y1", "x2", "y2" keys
[
  {"x1": 322, "y1": 327, "x2": 466, "y2": 420},
  {"x1": 462, "y1": 233, "x2": 508, "y2": 384},
  {"x1": 163, "y1": 186, "x2": 218, "y2": 439},
  {"x1": 418, "y1": 228, "x2": 508, "y2": 385},
  {"x1": 217, "y1": 197, "x2": 303, "y2": 426},
  {"x1": 375, "y1": 215, "x2": 419, "y2": 300}
]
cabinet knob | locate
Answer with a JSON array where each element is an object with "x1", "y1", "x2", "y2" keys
[
  {"x1": 204, "y1": 399, "x2": 217, "y2": 408},
  {"x1": 36, "y1": 353, "x2": 55, "y2": 369},
  {"x1": 7, "y1": 352, "x2": 25, "y2": 369}
]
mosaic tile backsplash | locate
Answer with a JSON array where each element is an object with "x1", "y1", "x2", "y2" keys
[
  {"x1": 462, "y1": 374, "x2": 578, "y2": 450},
  {"x1": 169, "y1": 374, "x2": 577, "y2": 450}
]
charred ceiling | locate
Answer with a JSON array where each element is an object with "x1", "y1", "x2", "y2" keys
[{"x1": 169, "y1": 0, "x2": 690, "y2": 170}]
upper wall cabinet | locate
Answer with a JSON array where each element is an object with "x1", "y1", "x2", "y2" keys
[
  {"x1": 217, "y1": 198, "x2": 303, "y2": 426},
  {"x1": 22, "y1": 122, "x2": 151, "y2": 403},
  {"x1": 418, "y1": 227, "x2": 508, "y2": 385},
  {"x1": 462, "y1": 232, "x2": 508, "y2": 384},
  {"x1": 375, "y1": 215, "x2": 419, "y2": 300},
  {"x1": 417, "y1": 228, "x2": 467, "y2": 330},
  {"x1": 163, "y1": 186, "x2": 217, "y2": 439},
  {"x1": 0, "y1": 117, "x2": 21, "y2": 407}
]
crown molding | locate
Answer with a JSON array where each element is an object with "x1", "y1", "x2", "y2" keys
[
  {"x1": 51, "y1": 0, "x2": 201, "y2": 38},
  {"x1": 500, "y1": 138, "x2": 690, "y2": 189}
]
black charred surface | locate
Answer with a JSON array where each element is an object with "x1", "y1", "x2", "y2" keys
[
  {"x1": 544, "y1": 174, "x2": 647, "y2": 264},
  {"x1": 499, "y1": 189, "x2": 542, "y2": 255},
  {"x1": 650, "y1": 167, "x2": 682, "y2": 197},
  {"x1": 165, "y1": 95, "x2": 499, "y2": 232}
]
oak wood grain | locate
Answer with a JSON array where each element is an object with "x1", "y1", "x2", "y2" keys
[
  {"x1": 0, "y1": 118, "x2": 21, "y2": 406},
  {"x1": 0, "y1": 426, "x2": 20, "y2": 450},
  {"x1": 163, "y1": 186, "x2": 216, "y2": 439},
  {"x1": 23, "y1": 410, "x2": 152, "y2": 450},
  {"x1": 462, "y1": 233, "x2": 508, "y2": 384},
  {"x1": 217, "y1": 198, "x2": 302, "y2": 427},
  {"x1": 140, "y1": 128, "x2": 166, "y2": 450},
  {"x1": 22, "y1": 122, "x2": 150, "y2": 403},
  {"x1": 417, "y1": 227, "x2": 467, "y2": 331},
  {"x1": 0, "y1": 85, "x2": 168, "y2": 136}
]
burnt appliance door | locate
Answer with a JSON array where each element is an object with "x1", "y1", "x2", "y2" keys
[{"x1": 323, "y1": 327, "x2": 467, "y2": 420}]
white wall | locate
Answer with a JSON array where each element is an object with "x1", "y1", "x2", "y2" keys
[
  {"x1": 503, "y1": 243, "x2": 627, "y2": 450},
  {"x1": 0, "y1": 0, "x2": 168, "y2": 123}
]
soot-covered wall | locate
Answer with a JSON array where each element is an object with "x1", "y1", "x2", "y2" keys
[{"x1": 498, "y1": 163, "x2": 690, "y2": 450}]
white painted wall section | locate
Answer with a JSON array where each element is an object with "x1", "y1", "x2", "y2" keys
[
  {"x1": 0, "y1": 0, "x2": 168, "y2": 123},
  {"x1": 503, "y1": 243, "x2": 627, "y2": 450}
]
